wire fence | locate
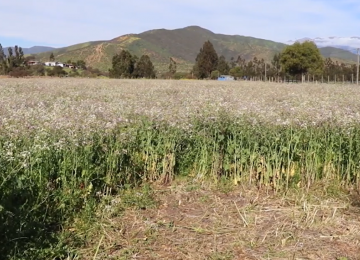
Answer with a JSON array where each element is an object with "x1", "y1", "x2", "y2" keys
[{"x1": 240, "y1": 74, "x2": 360, "y2": 84}]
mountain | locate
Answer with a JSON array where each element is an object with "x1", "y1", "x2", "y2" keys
[
  {"x1": 319, "y1": 47, "x2": 358, "y2": 63},
  {"x1": 288, "y1": 36, "x2": 360, "y2": 54},
  {"x1": 34, "y1": 26, "x2": 287, "y2": 72},
  {"x1": 4, "y1": 46, "x2": 56, "y2": 56},
  {"x1": 33, "y1": 26, "x2": 359, "y2": 72}
]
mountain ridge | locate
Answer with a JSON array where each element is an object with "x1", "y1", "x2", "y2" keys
[
  {"x1": 4, "y1": 46, "x2": 56, "y2": 56},
  {"x1": 32, "y1": 26, "x2": 359, "y2": 72}
]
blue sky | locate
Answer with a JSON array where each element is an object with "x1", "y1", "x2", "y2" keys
[{"x1": 1, "y1": 0, "x2": 360, "y2": 48}]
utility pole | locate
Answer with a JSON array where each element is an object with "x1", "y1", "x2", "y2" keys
[{"x1": 357, "y1": 48, "x2": 359, "y2": 85}]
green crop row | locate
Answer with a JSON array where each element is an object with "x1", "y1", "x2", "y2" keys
[{"x1": 1, "y1": 115, "x2": 359, "y2": 259}]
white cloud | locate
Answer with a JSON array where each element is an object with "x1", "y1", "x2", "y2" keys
[{"x1": 0, "y1": 0, "x2": 359, "y2": 47}]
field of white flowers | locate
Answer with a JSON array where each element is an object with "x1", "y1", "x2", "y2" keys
[
  {"x1": 2, "y1": 79, "x2": 360, "y2": 134},
  {"x1": 1, "y1": 78, "x2": 360, "y2": 259}
]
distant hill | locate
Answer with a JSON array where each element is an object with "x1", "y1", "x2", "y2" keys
[
  {"x1": 4, "y1": 46, "x2": 56, "y2": 56},
  {"x1": 33, "y1": 26, "x2": 359, "y2": 72},
  {"x1": 319, "y1": 47, "x2": 357, "y2": 63},
  {"x1": 289, "y1": 36, "x2": 360, "y2": 54}
]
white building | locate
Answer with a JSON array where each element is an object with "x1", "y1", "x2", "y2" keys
[
  {"x1": 44, "y1": 61, "x2": 64, "y2": 67},
  {"x1": 45, "y1": 61, "x2": 57, "y2": 66}
]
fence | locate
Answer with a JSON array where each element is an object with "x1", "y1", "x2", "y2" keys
[{"x1": 240, "y1": 74, "x2": 360, "y2": 84}]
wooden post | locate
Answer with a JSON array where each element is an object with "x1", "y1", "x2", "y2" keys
[
  {"x1": 322, "y1": 75, "x2": 323, "y2": 83},
  {"x1": 352, "y1": 74, "x2": 354, "y2": 84},
  {"x1": 328, "y1": 75, "x2": 330, "y2": 83},
  {"x1": 343, "y1": 74, "x2": 344, "y2": 84},
  {"x1": 335, "y1": 75, "x2": 337, "y2": 83}
]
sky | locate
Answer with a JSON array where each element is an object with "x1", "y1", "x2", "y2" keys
[{"x1": 1, "y1": 0, "x2": 360, "y2": 48}]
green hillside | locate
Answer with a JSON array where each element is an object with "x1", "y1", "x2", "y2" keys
[
  {"x1": 319, "y1": 47, "x2": 357, "y2": 63},
  {"x1": 34, "y1": 26, "x2": 359, "y2": 73}
]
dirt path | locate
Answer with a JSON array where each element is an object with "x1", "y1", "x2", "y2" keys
[
  {"x1": 79, "y1": 183, "x2": 360, "y2": 260},
  {"x1": 86, "y1": 43, "x2": 104, "y2": 65}
]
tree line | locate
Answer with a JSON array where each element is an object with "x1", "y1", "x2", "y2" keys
[
  {"x1": 191, "y1": 40, "x2": 359, "y2": 82},
  {"x1": 0, "y1": 44, "x2": 25, "y2": 76},
  {"x1": 110, "y1": 40, "x2": 359, "y2": 81},
  {"x1": 109, "y1": 50, "x2": 156, "y2": 78}
]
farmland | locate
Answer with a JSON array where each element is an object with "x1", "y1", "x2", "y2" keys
[{"x1": 1, "y1": 78, "x2": 360, "y2": 259}]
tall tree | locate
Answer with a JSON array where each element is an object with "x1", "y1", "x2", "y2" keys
[
  {"x1": 132, "y1": 55, "x2": 139, "y2": 67},
  {"x1": 14, "y1": 46, "x2": 20, "y2": 63},
  {"x1": 229, "y1": 57, "x2": 236, "y2": 69},
  {"x1": 134, "y1": 55, "x2": 156, "y2": 78},
  {"x1": 271, "y1": 53, "x2": 282, "y2": 77},
  {"x1": 324, "y1": 58, "x2": 334, "y2": 79},
  {"x1": 280, "y1": 41, "x2": 324, "y2": 78},
  {"x1": 0, "y1": 44, "x2": 7, "y2": 74},
  {"x1": 19, "y1": 47, "x2": 24, "y2": 64},
  {"x1": 7, "y1": 47, "x2": 14, "y2": 71},
  {"x1": 49, "y1": 52, "x2": 55, "y2": 61},
  {"x1": 244, "y1": 60, "x2": 255, "y2": 77},
  {"x1": 217, "y1": 55, "x2": 230, "y2": 75},
  {"x1": 13, "y1": 46, "x2": 24, "y2": 67},
  {"x1": 76, "y1": 60, "x2": 87, "y2": 70},
  {"x1": 236, "y1": 55, "x2": 247, "y2": 72},
  {"x1": 168, "y1": 57, "x2": 177, "y2": 76},
  {"x1": 193, "y1": 40, "x2": 218, "y2": 79},
  {"x1": 109, "y1": 50, "x2": 134, "y2": 78}
]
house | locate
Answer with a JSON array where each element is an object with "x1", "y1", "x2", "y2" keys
[
  {"x1": 45, "y1": 61, "x2": 57, "y2": 66},
  {"x1": 64, "y1": 63, "x2": 77, "y2": 69},
  {"x1": 44, "y1": 61, "x2": 78, "y2": 69},
  {"x1": 218, "y1": 75, "x2": 235, "y2": 81}
]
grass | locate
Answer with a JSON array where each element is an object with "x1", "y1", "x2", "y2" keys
[{"x1": 1, "y1": 79, "x2": 360, "y2": 259}]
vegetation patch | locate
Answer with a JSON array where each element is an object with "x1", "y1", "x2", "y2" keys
[{"x1": 1, "y1": 79, "x2": 360, "y2": 259}]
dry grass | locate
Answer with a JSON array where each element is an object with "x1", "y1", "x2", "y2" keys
[{"x1": 82, "y1": 182, "x2": 360, "y2": 260}]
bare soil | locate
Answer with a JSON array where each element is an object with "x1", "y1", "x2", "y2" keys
[
  {"x1": 87, "y1": 43, "x2": 104, "y2": 64},
  {"x1": 81, "y1": 182, "x2": 360, "y2": 260}
]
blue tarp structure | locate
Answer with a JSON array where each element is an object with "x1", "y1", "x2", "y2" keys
[{"x1": 218, "y1": 75, "x2": 235, "y2": 81}]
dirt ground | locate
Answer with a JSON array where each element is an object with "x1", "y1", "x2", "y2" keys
[{"x1": 81, "y1": 182, "x2": 360, "y2": 260}]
